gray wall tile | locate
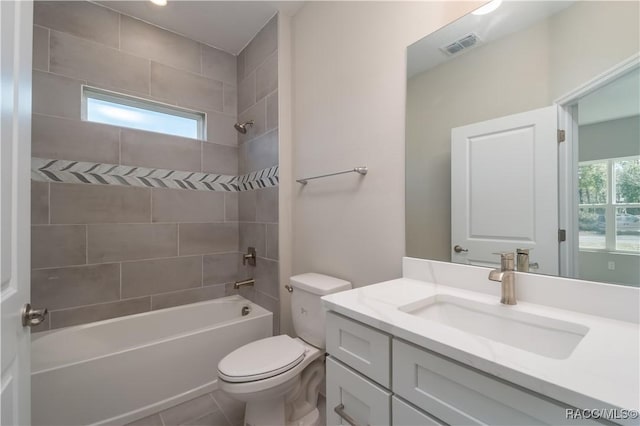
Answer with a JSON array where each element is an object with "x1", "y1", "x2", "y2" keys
[
  {"x1": 32, "y1": 263, "x2": 120, "y2": 310},
  {"x1": 151, "y1": 285, "x2": 226, "y2": 311},
  {"x1": 236, "y1": 50, "x2": 245, "y2": 85},
  {"x1": 32, "y1": 70, "x2": 82, "y2": 119},
  {"x1": 256, "y1": 186, "x2": 278, "y2": 223},
  {"x1": 31, "y1": 181, "x2": 49, "y2": 225},
  {"x1": 33, "y1": 25, "x2": 49, "y2": 72},
  {"x1": 178, "y1": 223, "x2": 239, "y2": 255},
  {"x1": 266, "y1": 91, "x2": 278, "y2": 132},
  {"x1": 202, "y1": 143, "x2": 238, "y2": 175},
  {"x1": 50, "y1": 183, "x2": 151, "y2": 224},
  {"x1": 254, "y1": 290, "x2": 279, "y2": 334},
  {"x1": 224, "y1": 193, "x2": 238, "y2": 222},
  {"x1": 266, "y1": 224, "x2": 278, "y2": 260},
  {"x1": 254, "y1": 258, "x2": 279, "y2": 299},
  {"x1": 206, "y1": 111, "x2": 238, "y2": 147},
  {"x1": 223, "y1": 84, "x2": 237, "y2": 115},
  {"x1": 151, "y1": 63, "x2": 222, "y2": 112},
  {"x1": 255, "y1": 52, "x2": 277, "y2": 101},
  {"x1": 32, "y1": 114, "x2": 120, "y2": 164},
  {"x1": 152, "y1": 189, "x2": 224, "y2": 223},
  {"x1": 238, "y1": 191, "x2": 256, "y2": 222},
  {"x1": 120, "y1": 15, "x2": 201, "y2": 74},
  {"x1": 50, "y1": 297, "x2": 150, "y2": 329},
  {"x1": 203, "y1": 253, "x2": 239, "y2": 285},
  {"x1": 237, "y1": 98, "x2": 266, "y2": 144},
  {"x1": 241, "y1": 16, "x2": 277, "y2": 78},
  {"x1": 32, "y1": 225, "x2": 86, "y2": 269},
  {"x1": 160, "y1": 394, "x2": 218, "y2": 426},
  {"x1": 34, "y1": 1, "x2": 119, "y2": 48},
  {"x1": 122, "y1": 256, "x2": 202, "y2": 298},
  {"x1": 50, "y1": 31, "x2": 149, "y2": 94},
  {"x1": 201, "y1": 45, "x2": 236, "y2": 86},
  {"x1": 239, "y1": 223, "x2": 266, "y2": 256},
  {"x1": 237, "y1": 72, "x2": 255, "y2": 114},
  {"x1": 239, "y1": 129, "x2": 278, "y2": 174},
  {"x1": 88, "y1": 224, "x2": 177, "y2": 263},
  {"x1": 120, "y1": 128, "x2": 202, "y2": 172}
]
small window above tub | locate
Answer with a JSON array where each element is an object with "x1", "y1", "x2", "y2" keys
[{"x1": 82, "y1": 86, "x2": 205, "y2": 140}]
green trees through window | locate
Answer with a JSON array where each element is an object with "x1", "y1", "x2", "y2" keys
[{"x1": 578, "y1": 157, "x2": 640, "y2": 252}]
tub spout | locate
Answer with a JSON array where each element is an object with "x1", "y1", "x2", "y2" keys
[{"x1": 234, "y1": 278, "x2": 255, "y2": 289}]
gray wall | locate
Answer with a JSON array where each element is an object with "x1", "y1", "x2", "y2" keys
[
  {"x1": 235, "y1": 16, "x2": 281, "y2": 334},
  {"x1": 288, "y1": 0, "x2": 478, "y2": 307},
  {"x1": 30, "y1": 1, "x2": 276, "y2": 330},
  {"x1": 579, "y1": 116, "x2": 640, "y2": 161},
  {"x1": 406, "y1": 1, "x2": 640, "y2": 262}
]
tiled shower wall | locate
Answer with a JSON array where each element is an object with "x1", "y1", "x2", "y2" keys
[
  {"x1": 235, "y1": 16, "x2": 281, "y2": 334},
  {"x1": 30, "y1": 1, "x2": 247, "y2": 330}
]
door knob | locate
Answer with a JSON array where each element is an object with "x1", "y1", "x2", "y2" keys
[
  {"x1": 453, "y1": 245, "x2": 469, "y2": 253},
  {"x1": 22, "y1": 303, "x2": 48, "y2": 327}
]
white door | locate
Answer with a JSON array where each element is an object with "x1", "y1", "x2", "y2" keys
[
  {"x1": 451, "y1": 106, "x2": 559, "y2": 275},
  {"x1": 1, "y1": 1, "x2": 34, "y2": 425}
]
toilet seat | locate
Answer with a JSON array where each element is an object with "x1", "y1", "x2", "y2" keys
[{"x1": 218, "y1": 335, "x2": 306, "y2": 383}]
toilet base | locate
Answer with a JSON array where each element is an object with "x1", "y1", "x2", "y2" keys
[{"x1": 288, "y1": 408, "x2": 320, "y2": 426}]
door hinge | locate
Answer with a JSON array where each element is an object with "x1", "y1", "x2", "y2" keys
[
  {"x1": 558, "y1": 229, "x2": 566, "y2": 242},
  {"x1": 557, "y1": 129, "x2": 566, "y2": 143}
]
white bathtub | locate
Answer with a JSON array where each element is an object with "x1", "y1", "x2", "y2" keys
[{"x1": 31, "y1": 295, "x2": 272, "y2": 426}]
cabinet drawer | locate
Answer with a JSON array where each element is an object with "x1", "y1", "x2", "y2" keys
[
  {"x1": 392, "y1": 396, "x2": 446, "y2": 426},
  {"x1": 326, "y1": 312, "x2": 391, "y2": 387},
  {"x1": 393, "y1": 340, "x2": 599, "y2": 426},
  {"x1": 326, "y1": 356, "x2": 391, "y2": 426}
]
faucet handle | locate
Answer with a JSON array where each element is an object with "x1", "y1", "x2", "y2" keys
[
  {"x1": 492, "y1": 252, "x2": 515, "y2": 270},
  {"x1": 492, "y1": 252, "x2": 514, "y2": 259}
]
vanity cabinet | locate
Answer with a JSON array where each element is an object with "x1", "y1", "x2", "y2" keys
[
  {"x1": 326, "y1": 312, "x2": 602, "y2": 426},
  {"x1": 326, "y1": 357, "x2": 392, "y2": 425}
]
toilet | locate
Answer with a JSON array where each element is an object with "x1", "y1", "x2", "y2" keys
[{"x1": 217, "y1": 273, "x2": 351, "y2": 426}]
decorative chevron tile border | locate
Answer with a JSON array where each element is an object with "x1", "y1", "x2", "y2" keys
[{"x1": 31, "y1": 158, "x2": 279, "y2": 192}]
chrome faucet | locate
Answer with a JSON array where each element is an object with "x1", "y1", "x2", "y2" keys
[
  {"x1": 516, "y1": 248, "x2": 539, "y2": 272},
  {"x1": 516, "y1": 248, "x2": 530, "y2": 272},
  {"x1": 488, "y1": 252, "x2": 517, "y2": 305}
]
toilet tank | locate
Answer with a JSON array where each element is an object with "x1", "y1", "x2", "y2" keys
[{"x1": 291, "y1": 273, "x2": 351, "y2": 349}]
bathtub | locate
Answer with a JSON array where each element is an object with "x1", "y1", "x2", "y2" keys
[{"x1": 31, "y1": 295, "x2": 272, "y2": 426}]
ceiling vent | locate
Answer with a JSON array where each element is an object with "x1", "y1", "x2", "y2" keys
[{"x1": 441, "y1": 33, "x2": 481, "y2": 56}]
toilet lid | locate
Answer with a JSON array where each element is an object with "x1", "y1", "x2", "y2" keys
[{"x1": 218, "y1": 335, "x2": 306, "y2": 383}]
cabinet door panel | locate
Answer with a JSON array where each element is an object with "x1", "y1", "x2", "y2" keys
[
  {"x1": 326, "y1": 356, "x2": 391, "y2": 426},
  {"x1": 326, "y1": 312, "x2": 391, "y2": 387},
  {"x1": 393, "y1": 396, "x2": 446, "y2": 426},
  {"x1": 393, "y1": 340, "x2": 599, "y2": 426}
]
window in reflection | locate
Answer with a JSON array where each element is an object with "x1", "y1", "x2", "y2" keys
[{"x1": 578, "y1": 157, "x2": 640, "y2": 253}]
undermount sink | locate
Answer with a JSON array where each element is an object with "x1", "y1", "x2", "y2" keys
[{"x1": 399, "y1": 294, "x2": 589, "y2": 359}]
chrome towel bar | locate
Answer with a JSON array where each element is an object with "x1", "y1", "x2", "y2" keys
[{"x1": 296, "y1": 166, "x2": 368, "y2": 185}]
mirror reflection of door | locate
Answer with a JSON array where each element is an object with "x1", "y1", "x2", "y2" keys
[
  {"x1": 450, "y1": 106, "x2": 558, "y2": 275},
  {"x1": 575, "y1": 68, "x2": 640, "y2": 286},
  {"x1": 405, "y1": 0, "x2": 639, "y2": 287}
]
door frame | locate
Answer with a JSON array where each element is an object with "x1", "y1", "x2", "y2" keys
[{"x1": 554, "y1": 53, "x2": 640, "y2": 277}]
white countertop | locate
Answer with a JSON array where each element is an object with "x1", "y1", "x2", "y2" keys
[{"x1": 322, "y1": 271, "x2": 640, "y2": 415}]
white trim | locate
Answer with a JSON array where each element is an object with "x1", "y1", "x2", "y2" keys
[{"x1": 554, "y1": 53, "x2": 640, "y2": 106}]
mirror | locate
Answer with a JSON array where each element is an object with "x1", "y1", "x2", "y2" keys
[{"x1": 405, "y1": 1, "x2": 639, "y2": 286}]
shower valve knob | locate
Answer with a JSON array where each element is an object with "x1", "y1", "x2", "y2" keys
[{"x1": 243, "y1": 247, "x2": 257, "y2": 266}]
